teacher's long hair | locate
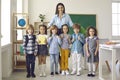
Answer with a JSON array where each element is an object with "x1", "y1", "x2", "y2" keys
[{"x1": 55, "y1": 3, "x2": 65, "y2": 14}]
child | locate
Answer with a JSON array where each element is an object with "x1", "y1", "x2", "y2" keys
[
  {"x1": 60, "y1": 24, "x2": 71, "y2": 75},
  {"x1": 71, "y1": 24, "x2": 85, "y2": 76},
  {"x1": 37, "y1": 25, "x2": 48, "y2": 77},
  {"x1": 47, "y1": 25, "x2": 61, "y2": 76},
  {"x1": 23, "y1": 24, "x2": 37, "y2": 78},
  {"x1": 86, "y1": 26, "x2": 99, "y2": 77}
]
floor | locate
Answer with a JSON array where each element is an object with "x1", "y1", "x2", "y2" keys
[{"x1": 2, "y1": 56, "x2": 120, "y2": 80}]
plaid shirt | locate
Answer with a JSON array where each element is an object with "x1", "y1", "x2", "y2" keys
[{"x1": 23, "y1": 34, "x2": 38, "y2": 54}]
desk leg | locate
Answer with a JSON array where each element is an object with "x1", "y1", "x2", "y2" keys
[
  {"x1": 112, "y1": 49, "x2": 116, "y2": 80},
  {"x1": 99, "y1": 48, "x2": 103, "y2": 79}
]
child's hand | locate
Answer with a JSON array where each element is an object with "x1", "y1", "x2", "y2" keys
[
  {"x1": 87, "y1": 53, "x2": 90, "y2": 57},
  {"x1": 78, "y1": 36, "x2": 81, "y2": 40},
  {"x1": 56, "y1": 36, "x2": 60, "y2": 39},
  {"x1": 49, "y1": 37, "x2": 52, "y2": 40},
  {"x1": 72, "y1": 38, "x2": 75, "y2": 42},
  {"x1": 34, "y1": 53, "x2": 37, "y2": 56},
  {"x1": 94, "y1": 52, "x2": 97, "y2": 56},
  {"x1": 24, "y1": 53, "x2": 26, "y2": 56},
  {"x1": 67, "y1": 35, "x2": 70, "y2": 40},
  {"x1": 60, "y1": 35, "x2": 64, "y2": 39}
]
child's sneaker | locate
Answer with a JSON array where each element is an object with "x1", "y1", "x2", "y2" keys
[
  {"x1": 55, "y1": 72, "x2": 59, "y2": 75},
  {"x1": 71, "y1": 70, "x2": 76, "y2": 75},
  {"x1": 87, "y1": 73, "x2": 92, "y2": 77},
  {"x1": 50, "y1": 72, "x2": 54, "y2": 76},
  {"x1": 31, "y1": 73, "x2": 36, "y2": 78},
  {"x1": 61, "y1": 71, "x2": 65, "y2": 75},
  {"x1": 43, "y1": 72, "x2": 46, "y2": 77},
  {"x1": 26, "y1": 74, "x2": 31, "y2": 78},
  {"x1": 65, "y1": 70, "x2": 69, "y2": 75},
  {"x1": 39, "y1": 73, "x2": 42, "y2": 77},
  {"x1": 91, "y1": 72, "x2": 95, "y2": 77},
  {"x1": 76, "y1": 71, "x2": 81, "y2": 76}
]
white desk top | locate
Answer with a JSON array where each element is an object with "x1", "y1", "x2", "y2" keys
[{"x1": 100, "y1": 44, "x2": 120, "y2": 49}]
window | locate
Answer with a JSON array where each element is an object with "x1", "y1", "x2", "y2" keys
[
  {"x1": 112, "y1": 2, "x2": 120, "y2": 36},
  {"x1": 1, "y1": 0, "x2": 10, "y2": 46},
  {"x1": 17, "y1": 0, "x2": 22, "y2": 13}
]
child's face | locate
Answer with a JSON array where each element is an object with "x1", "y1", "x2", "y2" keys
[
  {"x1": 74, "y1": 28, "x2": 80, "y2": 34},
  {"x1": 58, "y1": 5, "x2": 64, "y2": 13},
  {"x1": 27, "y1": 28, "x2": 33, "y2": 35},
  {"x1": 63, "y1": 26, "x2": 68, "y2": 34},
  {"x1": 52, "y1": 29, "x2": 57, "y2": 35},
  {"x1": 89, "y1": 28, "x2": 95, "y2": 36},
  {"x1": 39, "y1": 26, "x2": 45, "y2": 34}
]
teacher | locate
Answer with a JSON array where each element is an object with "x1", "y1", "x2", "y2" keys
[{"x1": 48, "y1": 3, "x2": 73, "y2": 35}]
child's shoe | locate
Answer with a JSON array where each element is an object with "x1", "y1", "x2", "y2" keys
[
  {"x1": 65, "y1": 70, "x2": 69, "y2": 75},
  {"x1": 61, "y1": 71, "x2": 65, "y2": 75},
  {"x1": 26, "y1": 74, "x2": 31, "y2": 78},
  {"x1": 39, "y1": 73, "x2": 42, "y2": 77},
  {"x1": 76, "y1": 71, "x2": 81, "y2": 76},
  {"x1": 91, "y1": 72, "x2": 95, "y2": 77},
  {"x1": 31, "y1": 73, "x2": 36, "y2": 78},
  {"x1": 50, "y1": 72, "x2": 54, "y2": 76},
  {"x1": 71, "y1": 70, "x2": 76, "y2": 75},
  {"x1": 55, "y1": 72, "x2": 59, "y2": 75},
  {"x1": 43, "y1": 72, "x2": 46, "y2": 77}
]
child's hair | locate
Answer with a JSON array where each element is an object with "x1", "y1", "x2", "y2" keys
[
  {"x1": 39, "y1": 25, "x2": 47, "y2": 34},
  {"x1": 86, "y1": 26, "x2": 97, "y2": 37},
  {"x1": 26, "y1": 24, "x2": 34, "y2": 34},
  {"x1": 61, "y1": 24, "x2": 69, "y2": 33},
  {"x1": 50, "y1": 25, "x2": 58, "y2": 35},
  {"x1": 73, "y1": 23, "x2": 81, "y2": 30}
]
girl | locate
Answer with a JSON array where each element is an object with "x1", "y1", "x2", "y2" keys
[
  {"x1": 71, "y1": 24, "x2": 85, "y2": 76},
  {"x1": 86, "y1": 26, "x2": 99, "y2": 77},
  {"x1": 37, "y1": 25, "x2": 48, "y2": 77},
  {"x1": 23, "y1": 24, "x2": 37, "y2": 78},
  {"x1": 47, "y1": 25, "x2": 61, "y2": 76},
  {"x1": 60, "y1": 24, "x2": 71, "y2": 75}
]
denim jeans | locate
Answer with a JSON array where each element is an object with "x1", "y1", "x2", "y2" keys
[
  {"x1": 50, "y1": 54, "x2": 59, "y2": 73},
  {"x1": 26, "y1": 54, "x2": 35, "y2": 75}
]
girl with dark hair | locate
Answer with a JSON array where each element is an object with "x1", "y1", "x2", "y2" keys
[
  {"x1": 60, "y1": 24, "x2": 71, "y2": 75},
  {"x1": 36, "y1": 25, "x2": 48, "y2": 77},
  {"x1": 86, "y1": 26, "x2": 99, "y2": 77}
]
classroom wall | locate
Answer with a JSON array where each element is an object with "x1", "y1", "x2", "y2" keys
[
  {"x1": 0, "y1": 0, "x2": 2, "y2": 79},
  {"x1": 28, "y1": 0, "x2": 112, "y2": 39},
  {"x1": 1, "y1": 0, "x2": 16, "y2": 78}
]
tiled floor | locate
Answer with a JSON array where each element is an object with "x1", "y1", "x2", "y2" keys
[{"x1": 2, "y1": 57, "x2": 119, "y2": 80}]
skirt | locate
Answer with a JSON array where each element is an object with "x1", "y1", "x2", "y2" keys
[
  {"x1": 87, "y1": 51, "x2": 99, "y2": 63},
  {"x1": 37, "y1": 45, "x2": 48, "y2": 56}
]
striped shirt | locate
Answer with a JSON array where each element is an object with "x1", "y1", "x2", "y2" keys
[{"x1": 23, "y1": 35, "x2": 38, "y2": 54}]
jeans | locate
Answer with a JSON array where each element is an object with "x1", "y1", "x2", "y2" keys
[
  {"x1": 50, "y1": 54, "x2": 59, "y2": 73},
  {"x1": 26, "y1": 54, "x2": 35, "y2": 75}
]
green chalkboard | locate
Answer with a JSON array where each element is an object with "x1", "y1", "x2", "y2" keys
[{"x1": 68, "y1": 14, "x2": 96, "y2": 35}]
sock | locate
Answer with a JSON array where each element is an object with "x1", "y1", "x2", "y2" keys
[
  {"x1": 88, "y1": 63, "x2": 92, "y2": 74},
  {"x1": 92, "y1": 63, "x2": 96, "y2": 74}
]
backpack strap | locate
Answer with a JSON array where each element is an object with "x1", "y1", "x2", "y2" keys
[
  {"x1": 32, "y1": 35, "x2": 36, "y2": 44},
  {"x1": 24, "y1": 35, "x2": 28, "y2": 47}
]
